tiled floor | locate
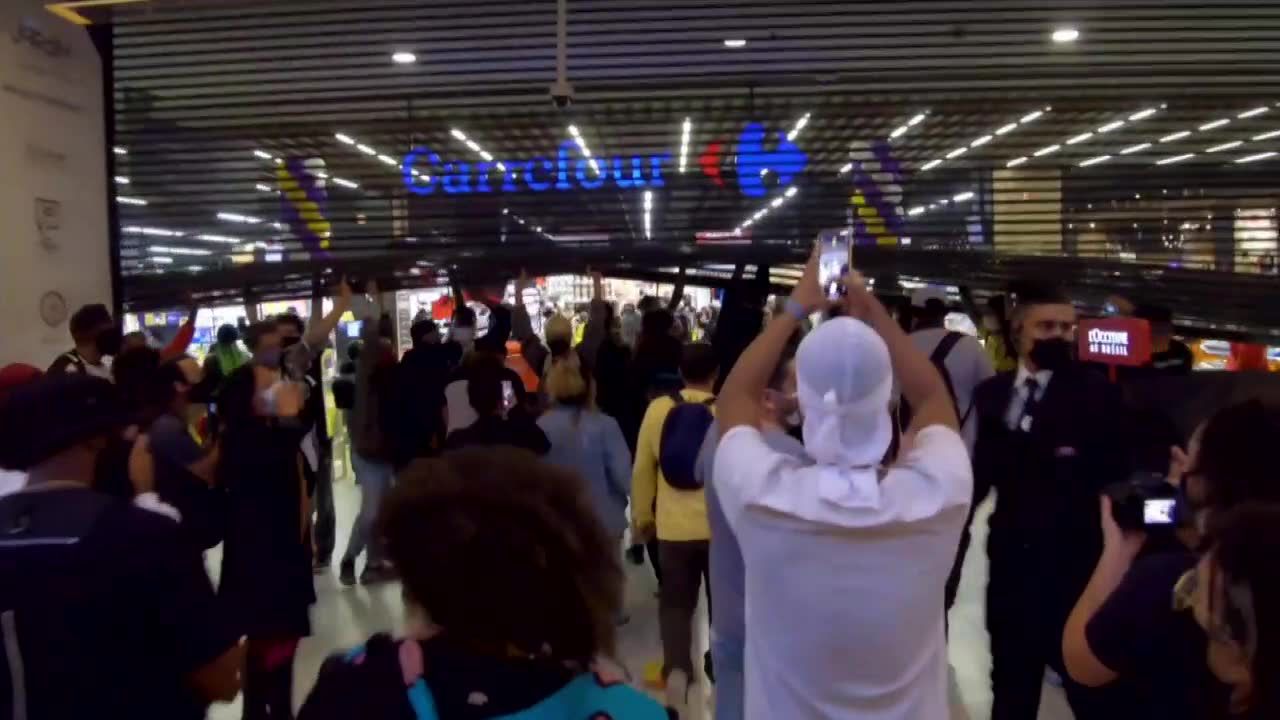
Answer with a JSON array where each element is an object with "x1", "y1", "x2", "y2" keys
[{"x1": 210, "y1": 481, "x2": 1073, "y2": 720}]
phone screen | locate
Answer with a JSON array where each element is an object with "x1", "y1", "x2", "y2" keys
[
  {"x1": 819, "y1": 237, "x2": 851, "y2": 299},
  {"x1": 1143, "y1": 498, "x2": 1177, "y2": 525},
  {"x1": 501, "y1": 380, "x2": 516, "y2": 412}
]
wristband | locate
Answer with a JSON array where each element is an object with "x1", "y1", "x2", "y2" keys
[{"x1": 784, "y1": 297, "x2": 808, "y2": 321}]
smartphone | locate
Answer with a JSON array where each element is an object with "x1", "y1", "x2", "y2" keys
[
  {"x1": 1143, "y1": 498, "x2": 1177, "y2": 526},
  {"x1": 501, "y1": 380, "x2": 516, "y2": 412},
  {"x1": 818, "y1": 235, "x2": 851, "y2": 299}
]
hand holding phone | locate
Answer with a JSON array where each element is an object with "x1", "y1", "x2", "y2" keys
[{"x1": 818, "y1": 236, "x2": 851, "y2": 300}]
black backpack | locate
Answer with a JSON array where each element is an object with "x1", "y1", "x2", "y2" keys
[
  {"x1": 898, "y1": 331, "x2": 971, "y2": 431},
  {"x1": 658, "y1": 392, "x2": 716, "y2": 491}
]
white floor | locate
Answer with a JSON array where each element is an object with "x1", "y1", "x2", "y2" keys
[{"x1": 210, "y1": 479, "x2": 1073, "y2": 720}]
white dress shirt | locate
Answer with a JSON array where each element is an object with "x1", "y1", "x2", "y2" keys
[{"x1": 1004, "y1": 363, "x2": 1053, "y2": 430}]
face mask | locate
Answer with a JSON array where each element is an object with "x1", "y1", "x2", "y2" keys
[
  {"x1": 95, "y1": 326, "x2": 124, "y2": 357},
  {"x1": 1029, "y1": 337, "x2": 1074, "y2": 371},
  {"x1": 255, "y1": 347, "x2": 282, "y2": 368}
]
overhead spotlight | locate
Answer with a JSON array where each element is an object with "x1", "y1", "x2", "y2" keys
[
  {"x1": 1079, "y1": 155, "x2": 1112, "y2": 167},
  {"x1": 1052, "y1": 27, "x2": 1080, "y2": 43},
  {"x1": 1156, "y1": 153, "x2": 1196, "y2": 165},
  {"x1": 392, "y1": 51, "x2": 417, "y2": 64},
  {"x1": 334, "y1": 133, "x2": 355, "y2": 144},
  {"x1": 723, "y1": 38, "x2": 747, "y2": 48},
  {"x1": 1199, "y1": 119, "x2": 1230, "y2": 131},
  {"x1": 1237, "y1": 107, "x2": 1270, "y2": 119},
  {"x1": 1236, "y1": 151, "x2": 1277, "y2": 164},
  {"x1": 1160, "y1": 131, "x2": 1192, "y2": 143}
]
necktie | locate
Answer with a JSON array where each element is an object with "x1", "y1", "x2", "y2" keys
[{"x1": 1017, "y1": 377, "x2": 1041, "y2": 432}]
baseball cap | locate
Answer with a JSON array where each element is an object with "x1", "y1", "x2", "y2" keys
[{"x1": 0, "y1": 374, "x2": 123, "y2": 471}]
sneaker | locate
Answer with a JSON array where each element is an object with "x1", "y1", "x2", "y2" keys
[
  {"x1": 664, "y1": 669, "x2": 690, "y2": 717},
  {"x1": 338, "y1": 560, "x2": 356, "y2": 587},
  {"x1": 360, "y1": 563, "x2": 397, "y2": 585}
]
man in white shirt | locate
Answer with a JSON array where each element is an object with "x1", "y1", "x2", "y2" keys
[{"x1": 713, "y1": 248, "x2": 972, "y2": 719}]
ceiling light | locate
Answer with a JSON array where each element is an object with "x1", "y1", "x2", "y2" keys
[
  {"x1": 148, "y1": 256, "x2": 174, "y2": 265},
  {"x1": 1019, "y1": 110, "x2": 1045, "y2": 124},
  {"x1": 921, "y1": 159, "x2": 942, "y2": 171},
  {"x1": 838, "y1": 162, "x2": 853, "y2": 174},
  {"x1": 356, "y1": 144, "x2": 376, "y2": 156},
  {"x1": 643, "y1": 190, "x2": 653, "y2": 239},
  {"x1": 970, "y1": 134, "x2": 993, "y2": 148},
  {"x1": 1051, "y1": 27, "x2": 1080, "y2": 43},
  {"x1": 1160, "y1": 131, "x2": 1191, "y2": 143},
  {"x1": 1206, "y1": 141, "x2": 1243, "y2": 153},
  {"x1": 786, "y1": 113, "x2": 811, "y2": 142},
  {"x1": 1236, "y1": 151, "x2": 1276, "y2": 164},
  {"x1": 112, "y1": 146, "x2": 127, "y2": 155},
  {"x1": 450, "y1": 128, "x2": 467, "y2": 141},
  {"x1": 945, "y1": 146, "x2": 968, "y2": 159},
  {"x1": 116, "y1": 196, "x2": 147, "y2": 206},
  {"x1": 1156, "y1": 153, "x2": 1195, "y2": 165},
  {"x1": 149, "y1": 245, "x2": 211, "y2": 256},
  {"x1": 1237, "y1": 107, "x2": 1269, "y2": 119},
  {"x1": 1066, "y1": 132, "x2": 1094, "y2": 145},
  {"x1": 679, "y1": 117, "x2": 692, "y2": 173},
  {"x1": 953, "y1": 191, "x2": 975, "y2": 202},
  {"x1": 1120, "y1": 143, "x2": 1151, "y2": 155},
  {"x1": 124, "y1": 226, "x2": 184, "y2": 237},
  {"x1": 114, "y1": 176, "x2": 129, "y2": 185},
  {"x1": 335, "y1": 133, "x2": 355, "y2": 144},
  {"x1": 907, "y1": 206, "x2": 925, "y2": 216},
  {"x1": 195, "y1": 234, "x2": 241, "y2": 244},
  {"x1": 377, "y1": 154, "x2": 398, "y2": 167},
  {"x1": 994, "y1": 123, "x2": 1018, "y2": 135},
  {"x1": 252, "y1": 149, "x2": 273, "y2": 160},
  {"x1": 1129, "y1": 108, "x2": 1159, "y2": 121},
  {"x1": 1199, "y1": 119, "x2": 1230, "y2": 131},
  {"x1": 1033, "y1": 144, "x2": 1061, "y2": 157},
  {"x1": 1098, "y1": 121, "x2": 1125, "y2": 133},
  {"x1": 1252, "y1": 129, "x2": 1280, "y2": 141},
  {"x1": 332, "y1": 177, "x2": 359, "y2": 189},
  {"x1": 1006, "y1": 156, "x2": 1028, "y2": 167},
  {"x1": 255, "y1": 183, "x2": 272, "y2": 192},
  {"x1": 217, "y1": 211, "x2": 262, "y2": 224},
  {"x1": 770, "y1": 197, "x2": 785, "y2": 208},
  {"x1": 907, "y1": 112, "x2": 927, "y2": 126},
  {"x1": 723, "y1": 38, "x2": 747, "y2": 48},
  {"x1": 889, "y1": 125, "x2": 909, "y2": 139},
  {"x1": 1079, "y1": 155, "x2": 1112, "y2": 167},
  {"x1": 785, "y1": 186, "x2": 798, "y2": 198},
  {"x1": 392, "y1": 51, "x2": 417, "y2": 64}
]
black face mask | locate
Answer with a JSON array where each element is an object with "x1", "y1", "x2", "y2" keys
[
  {"x1": 94, "y1": 326, "x2": 124, "y2": 357},
  {"x1": 1029, "y1": 337, "x2": 1074, "y2": 371}
]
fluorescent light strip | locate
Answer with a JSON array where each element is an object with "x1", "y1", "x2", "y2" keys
[
  {"x1": 1129, "y1": 108, "x2": 1158, "y2": 121},
  {"x1": 994, "y1": 123, "x2": 1018, "y2": 136},
  {"x1": 1237, "y1": 107, "x2": 1269, "y2": 119},
  {"x1": 1119, "y1": 142, "x2": 1151, "y2": 155},
  {"x1": 114, "y1": 176, "x2": 129, "y2": 185},
  {"x1": 889, "y1": 111, "x2": 928, "y2": 140},
  {"x1": 195, "y1": 234, "x2": 242, "y2": 244},
  {"x1": 252, "y1": 149, "x2": 273, "y2": 160},
  {"x1": 1006, "y1": 156, "x2": 1028, "y2": 167},
  {"x1": 925, "y1": 107, "x2": 1049, "y2": 172},
  {"x1": 332, "y1": 177, "x2": 359, "y2": 189},
  {"x1": 1199, "y1": 119, "x2": 1230, "y2": 131},
  {"x1": 1205, "y1": 141, "x2": 1243, "y2": 153},
  {"x1": 112, "y1": 146, "x2": 127, "y2": 156},
  {"x1": 1252, "y1": 129, "x2": 1280, "y2": 141},
  {"x1": 1079, "y1": 155, "x2": 1112, "y2": 167},
  {"x1": 1156, "y1": 153, "x2": 1195, "y2": 165},
  {"x1": 1160, "y1": 131, "x2": 1192, "y2": 143},
  {"x1": 907, "y1": 206, "x2": 925, "y2": 216},
  {"x1": 734, "y1": 186, "x2": 800, "y2": 233},
  {"x1": 970, "y1": 134, "x2": 993, "y2": 148},
  {"x1": 945, "y1": 146, "x2": 968, "y2": 159},
  {"x1": 356, "y1": 143, "x2": 376, "y2": 156},
  {"x1": 124, "y1": 226, "x2": 184, "y2": 237},
  {"x1": 377, "y1": 154, "x2": 398, "y2": 167},
  {"x1": 1236, "y1": 151, "x2": 1276, "y2": 164},
  {"x1": 953, "y1": 191, "x2": 975, "y2": 202},
  {"x1": 1010, "y1": 106, "x2": 1159, "y2": 167},
  {"x1": 643, "y1": 190, "x2": 653, "y2": 239},
  {"x1": 334, "y1": 133, "x2": 355, "y2": 144},
  {"x1": 567, "y1": 125, "x2": 602, "y2": 176},
  {"x1": 1019, "y1": 109, "x2": 1046, "y2": 124},
  {"x1": 1033, "y1": 144, "x2": 1061, "y2": 157},
  {"x1": 256, "y1": 183, "x2": 272, "y2": 192},
  {"x1": 116, "y1": 196, "x2": 147, "y2": 206},
  {"x1": 1066, "y1": 132, "x2": 1094, "y2": 145},
  {"x1": 148, "y1": 256, "x2": 174, "y2": 265},
  {"x1": 921, "y1": 159, "x2": 942, "y2": 171},
  {"x1": 217, "y1": 211, "x2": 261, "y2": 224},
  {"x1": 1098, "y1": 121, "x2": 1125, "y2": 133},
  {"x1": 837, "y1": 162, "x2": 853, "y2": 174},
  {"x1": 449, "y1": 128, "x2": 506, "y2": 173},
  {"x1": 679, "y1": 118, "x2": 692, "y2": 173},
  {"x1": 786, "y1": 112, "x2": 811, "y2": 142},
  {"x1": 149, "y1": 245, "x2": 211, "y2": 256}
]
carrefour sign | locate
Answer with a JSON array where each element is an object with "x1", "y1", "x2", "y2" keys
[{"x1": 401, "y1": 122, "x2": 806, "y2": 197}]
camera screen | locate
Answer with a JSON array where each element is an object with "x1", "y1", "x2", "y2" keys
[
  {"x1": 1143, "y1": 498, "x2": 1177, "y2": 525},
  {"x1": 819, "y1": 239, "x2": 850, "y2": 299},
  {"x1": 501, "y1": 380, "x2": 516, "y2": 412}
]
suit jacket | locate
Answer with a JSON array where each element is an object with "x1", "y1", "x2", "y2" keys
[{"x1": 972, "y1": 365, "x2": 1130, "y2": 597}]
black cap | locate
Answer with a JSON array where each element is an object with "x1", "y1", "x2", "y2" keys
[{"x1": 0, "y1": 374, "x2": 122, "y2": 471}]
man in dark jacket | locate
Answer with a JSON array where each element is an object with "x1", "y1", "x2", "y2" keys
[{"x1": 971, "y1": 288, "x2": 1131, "y2": 720}]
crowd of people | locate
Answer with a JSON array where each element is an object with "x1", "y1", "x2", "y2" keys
[{"x1": 1, "y1": 252, "x2": 1278, "y2": 720}]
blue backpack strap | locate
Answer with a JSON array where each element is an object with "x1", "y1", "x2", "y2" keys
[
  {"x1": 496, "y1": 671, "x2": 669, "y2": 719},
  {"x1": 396, "y1": 639, "x2": 440, "y2": 720}
]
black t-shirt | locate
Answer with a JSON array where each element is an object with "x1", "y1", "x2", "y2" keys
[
  {"x1": 1086, "y1": 549, "x2": 1227, "y2": 720},
  {"x1": 0, "y1": 487, "x2": 237, "y2": 719},
  {"x1": 149, "y1": 413, "x2": 226, "y2": 550},
  {"x1": 444, "y1": 415, "x2": 550, "y2": 456}
]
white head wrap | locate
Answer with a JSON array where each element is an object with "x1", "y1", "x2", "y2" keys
[{"x1": 795, "y1": 316, "x2": 894, "y2": 468}]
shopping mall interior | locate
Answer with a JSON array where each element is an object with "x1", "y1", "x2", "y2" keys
[{"x1": 2, "y1": 0, "x2": 1280, "y2": 718}]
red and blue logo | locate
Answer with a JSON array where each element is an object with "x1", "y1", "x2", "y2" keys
[{"x1": 701, "y1": 122, "x2": 808, "y2": 197}]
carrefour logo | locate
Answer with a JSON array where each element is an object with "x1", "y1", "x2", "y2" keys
[{"x1": 400, "y1": 121, "x2": 805, "y2": 196}]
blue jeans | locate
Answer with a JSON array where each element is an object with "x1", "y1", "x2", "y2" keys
[
  {"x1": 342, "y1": 452, "x2": 394, "y2": 567},
  {"x1": 711, "y1": 630, "x2": 744, "y2": 720}
]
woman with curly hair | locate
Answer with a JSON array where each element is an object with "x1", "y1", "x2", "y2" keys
[{"x1": 298, "y1": 447, "x2": 669, "y2": 720}]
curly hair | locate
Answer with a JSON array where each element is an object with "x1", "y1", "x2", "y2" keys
[{"x1": 380, "y1": 447, "x2": 623, "y2": 664}]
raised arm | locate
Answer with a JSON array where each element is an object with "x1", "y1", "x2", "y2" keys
[
  {"x1": 302, "y1": 277, "x2": 353, "y2": 350},
  {"x1": 161, "y1": 297, "x2": 199, "y2": 361},
  {"x1": 666, "y1": 266, "x2": 687, "y2": 312},
  {"x1": 717, "y1": 246, "x2": 825, "y2": 433},
  {"x1": 511, "y1": 270, "x2": 535, "y2": 342},
  {"x1": 579, "y1": 269, "x2": 608, "y2": 364},
  {"x1": 843, "y1": 271, "x2": 958, "y2": 435}
]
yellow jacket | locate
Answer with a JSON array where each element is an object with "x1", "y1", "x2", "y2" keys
[{"x1": 631, "y1": 388, "x2": 713, "y2": 542}]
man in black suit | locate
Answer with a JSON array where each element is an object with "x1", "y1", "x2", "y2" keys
[{"x1": 971, "y1": 288, "x2": 1130, "y2": 719}]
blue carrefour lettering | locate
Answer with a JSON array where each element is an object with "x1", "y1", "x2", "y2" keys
[
  {"x1": 736, "y1": 122, "x2": 807, "y2": 197},
  {"x1": 403, "y1": 145, "x2": 669, "y2": 195}
]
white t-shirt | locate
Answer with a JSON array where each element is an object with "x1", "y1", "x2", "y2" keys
[{"x1": 713, "y1": 424, "x2": 973, "y2": 720}]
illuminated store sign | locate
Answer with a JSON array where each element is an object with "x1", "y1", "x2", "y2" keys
[
  {"x1": 1078, "y1": 317, "x2": 1152, "y2": 367},
  {"x1": 402, "y1": 121, "x2": 807, "y2": 197}
]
